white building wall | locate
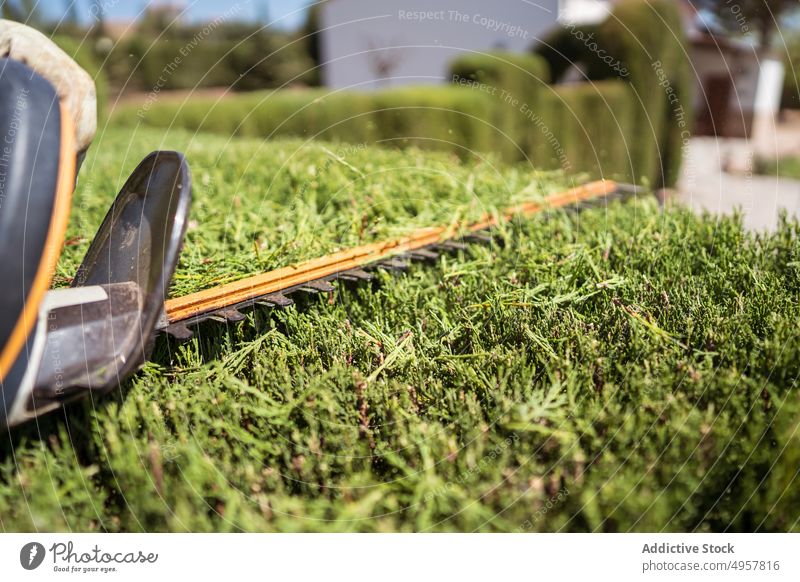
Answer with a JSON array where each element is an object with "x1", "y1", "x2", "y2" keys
[
  {"x1": 320, "y1": 0, "x2": 561, "y2": 90},
  {"x1": 558, "y1": 0, "x2": 612, "y2": 25}
]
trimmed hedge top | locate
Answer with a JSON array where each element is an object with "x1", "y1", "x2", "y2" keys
[{"x1": 4, "y1": 126, "x2": 799, "y2": 532}]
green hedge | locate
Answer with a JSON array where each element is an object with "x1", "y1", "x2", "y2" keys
[
  {"x1": 600, "y1": 0, "x2": 690, "y2": 188},
  {"x1": 447, "y1": 53, "x2": 637, "y2": 180},
  {"x1": 372, "y1": 86, "x2": 495, "y2": 155},
  {"x1": 115, "y1": 77, "x2": 638, "y2": 182},
  {"x1": 119, "y1": 87, "x2": 495, "y2": 161},
  {"x1": 115, "y1": 0, "x2": 689, "y2": 186},
  {"x1": 449, "y1": 52, "x2": 550, "y2": 161},
  {"x1": 542, "y1": 81, "x2": 636, "y2": 179},
  {"x1": 535, "y1": 0, "x2": 691, "y2": 187}
]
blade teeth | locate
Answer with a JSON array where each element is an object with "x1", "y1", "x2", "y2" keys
[
  {"x1": 256, "y1": 293, "x2": 294, "y2": 308},
  {"x1": 613, "y1": 183, "x2": 643, "y2": 196},
  {"x1": 301, "y1": 280, "x2": 336, "y2": 293},
  {"x1": 409, "y1": 249, "x2": 439, "y2": 261},
  {"x1": 336, "y1": 268, "x2": 374, "y2": 281},
  {"x1": 463, "y1": 233, "x2": 494, "y2": 245},
  {"x1": 164, "y1": 323, "x2": 194, "y2": 340},
  {"x1": 377, "y1": 258, "x2": 409, "y2": 271},
  {"x1": 437, "y1": 241, "x2": 469, "y2": 252},
  {"x1": 214, "y1": 308, "x2": 247, "y2": 322}
]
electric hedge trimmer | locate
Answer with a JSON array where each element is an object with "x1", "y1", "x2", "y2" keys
[{"x1": 0, "y1": 59, "x2": 637, "y2": 428}]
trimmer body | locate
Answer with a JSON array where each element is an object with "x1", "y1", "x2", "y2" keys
[{"x1": 0, "y1": 58, "x2": 191, "y2": 428}]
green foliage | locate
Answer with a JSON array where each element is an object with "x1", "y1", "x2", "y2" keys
[
  {"x1": 372, "y1": 86, "x2": 495, "y2": 155},
  {"x1": 103, "y1": 28, "x2": 316, "y2": 93},
  {"x1": 118, "y1": 86, "x2": 494, "y2": 161},
  {"x1": 301, "y1": 3, "x2": 322, "y2": 86},
  {"x1": 543, "y1": 81, "x2": 636, "y2": 179},
  {"x1": 1, "y1": 0, "x2": 43, "y2": 26},
  {"x1": 449, "y1": 52, "x2": 551, "y2": 161},
  {"x1": 1, "y1": 126, "x2": 798, "y2": 532},
  {"x1": 448, "y1": 53, "x2": 637, "y2": 180},
  {"x1": 116, "y1": 53, "x2": 637, "y2": 180},
  {"x1": 781, "y1": 36, "x2": 800, "y2": 110},
  {"x1": 534, "y1": 23, "x2": 606, "y2": 83},
  {"x1": 598, "y1": 0, "x2": 691, "y2": 188}
]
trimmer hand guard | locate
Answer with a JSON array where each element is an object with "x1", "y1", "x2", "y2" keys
[{"x1": 0, "y1": 58, "x2": 191, "y2": 428}]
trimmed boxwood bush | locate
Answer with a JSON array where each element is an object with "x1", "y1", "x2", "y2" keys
[
  {"x1": 372, "y1": 86, "x2": 495, "y2": 157},
  {"x1": 598, "y1": 0, "x2": 690, "y2": 188},
  {"x1": 543, "y1": 81, "x2": 636, "y2": 180},
  {"x1": 449, "y1": 52, "x2": 551, "y2": 161},
  {"x1": 535, "y1": 23, "x2": 608, "y2": 83}
]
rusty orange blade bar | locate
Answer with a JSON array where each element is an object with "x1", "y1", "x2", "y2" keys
[{"x1": 164, "y1": 179, "x2": 618, "y2": 324}]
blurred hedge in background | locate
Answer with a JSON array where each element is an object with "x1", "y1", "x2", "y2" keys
[
  {"x1": 111, "y1": 0, "x2": 688, "y2": 187},
  {"x1": 535, "y1": 0, "x2": 691, "y2": 187},
  {"x1": 450, "y1": 52, "x2": 551, "y2": 161}
]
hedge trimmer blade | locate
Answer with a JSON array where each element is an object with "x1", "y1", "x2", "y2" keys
[
  {"x1": 0, "y1": 150, "x2": 191, "y2": 429},
  {"x1": 0, "y1": 52, "x2": 640, "y2": 429},
  {"x1": 0, "y1": 57, "x2": 193, "y2": 430},
  {"x1": 158, "y1": 179, "x2": 638, "y2": 341}
]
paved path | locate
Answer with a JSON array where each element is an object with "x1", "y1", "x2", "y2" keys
[{"x1": 676, "y1": 138, "x2": 800, "y2": 232}]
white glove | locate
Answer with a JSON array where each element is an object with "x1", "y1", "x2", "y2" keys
[{"x1": 0, "y1": 19, "x2": 97, "y2": 157}]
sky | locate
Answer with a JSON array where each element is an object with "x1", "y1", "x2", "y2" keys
[{"x1": 21, "y1": 0, "x2": 313, "y2": 29}]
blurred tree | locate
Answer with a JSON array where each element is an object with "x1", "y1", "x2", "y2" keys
[
  {"x1": 302, "y1": 3, "x2": 321, "y2": 67},
  {"x1": 1, "y1": 0, "x2": 44, "y2": 27},
  {"x1": 697, "y1": 0, "x2": 800, "y2": 48},
  {"x1": 139, "y1": 2, "x2": 185, "y2": 38},
  {"x1": 300, "y1": 3, "x2": 321, "y2": 85}
]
